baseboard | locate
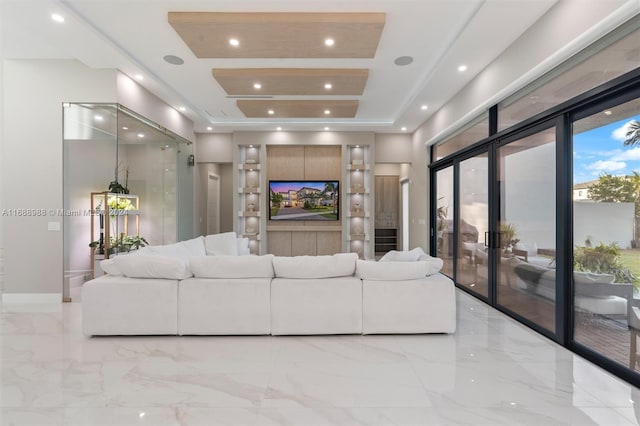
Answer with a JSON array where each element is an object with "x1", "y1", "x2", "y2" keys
[{"x1": 1, "y1": 293, "x2": 62, "y2": 304}]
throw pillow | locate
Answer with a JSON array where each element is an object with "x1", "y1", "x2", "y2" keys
[
  {"x1": 114, "y1": 255, "x2": 192, "y2": 280},
  {"x1": 190, "y1": 254, "x2": 274, "y2": 278},
  {"x1": 205, "y1": 232, "x2": 239, "y2": 256}
]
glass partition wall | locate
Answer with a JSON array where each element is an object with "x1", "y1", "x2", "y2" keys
[{"x1": 62, "y1": 103, "x2": 193, "y2": 301}]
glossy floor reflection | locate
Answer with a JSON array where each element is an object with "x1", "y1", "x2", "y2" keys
[{"x1": 1, "y1": 291, "x2": 639, "y2": 425}]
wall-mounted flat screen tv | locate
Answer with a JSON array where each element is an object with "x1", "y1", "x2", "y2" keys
[{"x1": 269, "y1": 180, "x2": 339, "y2": 221}]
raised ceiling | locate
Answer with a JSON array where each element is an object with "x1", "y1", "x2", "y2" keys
[
  {"x1": 173, "y1": 12, "x2": 382, "y2": 119},
  {"x1": 168, "y1": 12, "x2": 386, "y2": 58},
  {"x1": 237, "y1": 100, "x2": 359, "y2": 118},
  {"x1": 2, "y1": 0, "x2": 580, "y2": 133},
  {"x1": 212, "y1": 68, "x2": 369, "y2": 96}
]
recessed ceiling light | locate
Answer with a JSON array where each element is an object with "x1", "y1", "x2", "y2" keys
[
  {"x1": 51, "y1": 13, "x2": 65, "y2": 23},
  {"x1": 401, "y1": 127, "x2": 407, "y2": 132},
  {"x1": 137, "y1": 133, "x2": 145, "y2": 138},
  {"x1": 253, "y1": 83, "x2": 262, "y2": 89},
  {"x1": 394, "y1": 56, "x2": 413, "y2": 66},
  {"x1": 324, "y1": 110, "x2": 331, "y2": 115},
  {"x1": 421, "y1": 105, "x2": 428, "y2": 110},
  {"x1": 249, "y1": 145, "x2": 254, "y2": 148},
  {"x1": 122, "y1": 126, "x2": 128, "y2": 130},
  {"x1": 324, "y1": 83, "x2": 332, "y2": 90},
  {"x1": 163, "y1": 55, "x2": 184, "y2": 65},
  {"x1": 229, "y1": 38, "x2": 240, "y2": 47},
  {"x1": 604, "y1": 110, "x2": 613, "y2": 115},
  {"x1": 324, "y1": 38, "x2": 335, "y2": 47},
  {"x1": 268, "y1": 109, "x2": 275, "y2": 115},
  {"x1": 277, "y1": 127, "x2": 282, "y2": 131},
  {"x1": 324, "y1": 127, "x2": 330, "y2": 131},
  {"x1": 94, "y1": 115, "x2": 103, "y2": 121},
  {"x1": 355, "y1": 145, "x2": 360, "y2": 148},
  {"x1": 458, "y1": 64, "x2": 468, "y2": 72},
  {"x1": 178, "y1": 106, "x2": 186, "y2": 112},
  {"x1": 134, "y1": 74, "x2": 144, "y2": 81},
  {"x1": 206, "y1": 126, "x2": 212, "y2": 131}
]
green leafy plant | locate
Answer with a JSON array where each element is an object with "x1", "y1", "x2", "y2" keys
[
  {"x1": 90, "y1": 234, "x2": 148, "y2": 256},
  {"x1": 108, "y1": 196, "x2": 135, "y2": 210},
  {"x1": 500, "y1": 222, "x2": 520, "y2": 252},
  {"x1": 574, "y1": 241, "x2": 638, "y2": 285}
]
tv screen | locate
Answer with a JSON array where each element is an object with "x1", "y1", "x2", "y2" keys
[{"x1": 269, "y1": 180, "x2": 339, "y2": 221}]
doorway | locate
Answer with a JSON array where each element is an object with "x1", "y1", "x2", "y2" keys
[{"x1": 207, "y1": 173, "x2": 220, "y2": 235}]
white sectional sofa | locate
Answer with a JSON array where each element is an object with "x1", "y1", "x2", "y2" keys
[{"x1": 82, "y1": 235, "x2": 456, "y2": 336}]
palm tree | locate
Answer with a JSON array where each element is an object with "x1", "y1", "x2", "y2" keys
[
  {"x1": 322, "y1": 182, "x2": 338, "y2": 214},
  {"x1": 624, "y1": 120, "x2": 640, "y2": 146}
]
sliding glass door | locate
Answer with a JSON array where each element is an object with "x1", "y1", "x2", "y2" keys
[
  {"x1": 435, "y1": 166, "x2": 455, "y2": 276},
  {"x1": 456, "y1": 152, "x2": 489, "y2": 298},
  {"x1": 496, "y1": 125, "x2": 557, "y2": 334}
]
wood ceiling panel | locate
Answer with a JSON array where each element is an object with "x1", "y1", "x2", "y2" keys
[
  {"x1": 237, "y1": 100, "x2": 359, "y2": 118},
  {"x1": 168, "y1": 12, "x2": 385, "y2": 58},
  {"x1": 213, "y1": 68, "x2": 369, "y2": 96}
]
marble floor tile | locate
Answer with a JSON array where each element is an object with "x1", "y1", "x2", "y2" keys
[{"x1": 1, "y1": 290, "x2": 640, "y2": 425}]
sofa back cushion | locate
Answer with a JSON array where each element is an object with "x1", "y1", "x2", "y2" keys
[
  {"x1": 356, "y1": 259, "x2": 442, "y2": 281},
  {"x1": 136, "y1": 236, "x2": 206, "y2": 261},
  {"x1": 114, "y1": 255, "x2": 192, "y2": 280},
  {"x1": 273, "y1": 253, "x2": 358, "y2": 278},
  {"x1": 190, "y1": 254, "x2": 274, "y2": 278},
  {"x1": 379, "y1": 247, "x2": 425, "y2": 262},
  {"x1": 205, "y1": 232, "x2": 239, "y2": 256}
]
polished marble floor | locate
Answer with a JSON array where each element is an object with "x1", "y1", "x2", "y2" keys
[{"x1": 2, "y1": 290, "x2": 640, "y2": 425}]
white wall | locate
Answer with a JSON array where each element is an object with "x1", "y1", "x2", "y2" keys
[
  {"x1": 117, "y1": 73, "x2": 194, "y2": 143},
  {"x1": 375, "y1": 134, "x2": 412, "y2": 163},
  {"x1": 574, "y1": 202, "x2": 634, "y2": 249},
  {"x1": 374, "y1": 164, "x2": 401, "y2": 176},
  {"x1": 196, "y1": 133, "x2": 233, "y2": 163},
  {"x1": 2, "y1": 59, "x2": 117, "y2": 296},
  {"x1": 409, "y1": 127, "x2": 431, "y2": 252}
]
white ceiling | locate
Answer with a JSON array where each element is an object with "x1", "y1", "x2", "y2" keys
[{"x1": 2, "y1": 0, "x2": 563, "y2": 134}]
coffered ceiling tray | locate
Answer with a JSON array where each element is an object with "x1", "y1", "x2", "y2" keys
[
  {"x1": 236, "y1": 100, "x2": 359, "y2": 118},
  {"x1": 213, "y1": 68, "x2": 369, "y2": 96},
  {"x1": 168, "y1": 12, "x2": 385, "y2": 58}
]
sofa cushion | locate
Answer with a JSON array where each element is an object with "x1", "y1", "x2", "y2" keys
[
  {"x1": 417, "y1": 254, "x2": 444, "y2": 273},
  {"x1": 99, "y1": 258, "x2": 123, "y2": 276},
  {"x1": 379, "y1": 247, "x2": 425, "y2": 262},
  {"x1": 205, "y1": 232, "x2": 239, "y2": 256},
  {"x1": 136, "y1": 236, "x2": 206, "y2": 261},
  {"x1": 237, "y1": 237, "x2": 250, "y2": 256},
  {"x1": 356, "y1": 259, "x2": 442, "y2": 280},
  {"x1": 515, "y1": 241, "x2": 538, "y2": 256},
  {"x1": 114, "y1": 255, "x2": 192, "y2": 280},
  {"x1": 190, "y1": 254, "x2": 274, "y2": 278},
  {"x1": 273, "y1": 253, "x2": 358, "y2": 278},
  {"x1": 574, "y1": 271, "x2": 616, "y2": 284}
]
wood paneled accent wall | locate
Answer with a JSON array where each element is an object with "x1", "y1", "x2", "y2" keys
[{"x1": 267, "y1": 145, "x2": 342, "y2": 256}]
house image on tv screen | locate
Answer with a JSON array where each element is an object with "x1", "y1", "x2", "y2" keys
[{"x1": 269, "y1": 180, "x2": 339, "y2": 221}]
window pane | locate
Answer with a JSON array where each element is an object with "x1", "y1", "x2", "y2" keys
[
  {"x1": 499, "y1": 21, "x2": 639, "y2": 131},
  {"x1": 573, "y1": 97, "x2": 640, "y2": 371},
  {"x1": 435, "y1": 166, "x2": 454, "y2": 277},
  {"x1": 456, "y1": 153, "x2": 489, "y2": 297},
  {"x1": 497, "y1": 127, "x2": 557, "y2": 333},
  {"x1": 433, "y1": 113, "x2": 489, "y2": 161}
]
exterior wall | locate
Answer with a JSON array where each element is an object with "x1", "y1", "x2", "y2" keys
[
  {"x1": 574, "y1": 202, "x2": 635, "y2": 249},
  {"x1": 2, "y1": 59, "x2": 117, "y2": 298}
]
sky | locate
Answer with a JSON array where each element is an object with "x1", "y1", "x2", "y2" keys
[
  {"x1": 573, "y1": 115, "x2": 640, "y2": 184},
  {"x1": 270, "y1": 181, "x2": 338, "y2": 193}
]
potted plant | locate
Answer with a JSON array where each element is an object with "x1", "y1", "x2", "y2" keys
[
  {"x1": 90, "y1": 234, "x2": 148, "y2": 257},
  {"x1": 500, "y1": 222, "x2": 520, "y2": 253}
]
